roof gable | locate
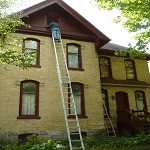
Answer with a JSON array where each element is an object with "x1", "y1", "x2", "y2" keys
[{"x1": 20, "y1": 0, "x2": 110, "y2": 48}]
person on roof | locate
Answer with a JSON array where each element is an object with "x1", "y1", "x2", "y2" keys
[{"x1": 47, "y1": 21, "x2": 60, "y2": 41}]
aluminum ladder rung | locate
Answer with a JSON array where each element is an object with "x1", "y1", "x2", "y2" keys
[
  {"x1": 68, "y1": 120, "x2": 78, "y2": 122},
  {"x1": 65, "y1": 107, "x2": 75, "y2": 110},
  {"x1": 72, "y1": 147, "x2": 83, "y2": 150},
  {"x1": 62, "y1": 92, "x2": 72, "y2": 94},
  {"x1": 71, "y1": 140, "x2": 82, "y2": 142},
  {"x1": 61, "y1": 77, "x2": 69, "y2": 80},
  {"x1": 65, "y1": 113, "x2": 75, "y2": 116},
  {"x1": 70, "y1": 132, "x2": 80, "y2": 135},
  {"x1": 52, "y1": 33, "x2": 85, "y2": 150}
]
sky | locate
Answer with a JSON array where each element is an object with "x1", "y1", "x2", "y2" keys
[{"x1": 19, "y1": 0, "x2": 136, "y2": 47}]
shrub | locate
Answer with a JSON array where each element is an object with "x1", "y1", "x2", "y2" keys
[
  {"x1": 83, "y1": 134, "x2": 150, "y2": 149},
  {"x1": 0, "y1": 133, "x2": 150, "y2": 150},
  {"x1": 24, "y1": 134, "x2": 59, "y2": 150}
]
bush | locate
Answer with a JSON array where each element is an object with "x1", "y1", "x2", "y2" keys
[
  {"x1": 0, "y1": 133, "x2": 150, "y2": 150},
  {"x1": 0, "y1": 134, "x2": 60, "y2": 150},
  {"x1": 83, "y1": 134, "x2": 150, "y2": 149},
  {"x1": 24, "y1": 134, "x2": 59, "y2": 150}
]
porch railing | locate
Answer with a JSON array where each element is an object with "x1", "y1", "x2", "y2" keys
[
  {"x1": 126, "y1": 110, "x2": 145, "y2": 133},
  {"x1": 132, "y1": 109, "x2": 150, "y2": 123}
]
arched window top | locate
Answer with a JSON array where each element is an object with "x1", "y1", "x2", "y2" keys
[
  {"x1": 71, "y1": 82, "x2": 83, "y2": 94},
  {"x1": 24, "y1": 38, "x2": 40, "y2": 49},
  {"x1": 100, "y1": 56, "x2": 110, "y2": 59},
  {"x1": 67, "y1": 44, "x2": 80, "y2": 54},
  {"x1": 67, "y1": 43, "x2": 81, "y2": 47},
  {"x1": 134, "y1": 90, "x2": 144, "y2": 93},
  {"x1": 101, "y1": 88, "x2": 107, "y2": 93},
  {"x1": 21, "y1": 81, "x2": 39, "y2": 93},
  {"x1": 71, "y1": 82, "x2": 83, "y2": 85},
  {"x1": 124, "y1": 59, "x2": 135, "y2": 66},
  {"x1": 21, "y1": 80, "x2": 39, "y2": 84},
  {"x1": 24, "y1": 38, "x2": 40, "y2": 42},
  {"x1": 134, "y1": 90, "x2": 145, "y2": 100}
]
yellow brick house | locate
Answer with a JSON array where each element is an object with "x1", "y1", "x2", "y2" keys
[
  {"x1": 0, "y1": 0, "x2": 150, "y2": 142},
  {"x1": 99, "y1": 43, "x2": 150, "y2": 136}
]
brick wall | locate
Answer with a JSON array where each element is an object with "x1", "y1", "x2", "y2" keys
[
  {"x1": 101, "y1": 55, "x2": 150, "y2": 127},
  {"x1": 0, "y1": 34, "x2": 104, "y2": 142}
]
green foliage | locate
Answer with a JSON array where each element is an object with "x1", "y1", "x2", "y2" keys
[
  {"x1": 0, "y1": 0, "x2": 33, "y2": 68},
  {"x1": 114, "y1": 50, "x2": 127, "y2": 57},
  {"x1": 114, "y1": 48, "x2": 146, "y2": 59},
  {"x1": 0, "y1": 134, "x2": 150, "y2": 150},
  {"x1": 0, "y1": 143, "x2": 25, "y2": 150},
  {"x1": 83, "y1": 134, "x2": 150, "y2": 149},
  {"x1": 24, "y1": 134, "x2": 59, "y2": 150},
  {"x1": 95, "y1": 0, "x2": 150, "y2": 52}
]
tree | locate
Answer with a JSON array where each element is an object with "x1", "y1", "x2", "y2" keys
[
  {"x1": 0, "y1": 0, "x2": 33, "y2": 68},
  {"x1": 95, "y1": 0, "x2": 150, "y2": 53}
]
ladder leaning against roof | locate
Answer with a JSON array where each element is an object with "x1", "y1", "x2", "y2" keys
[{"x1": 51, "y1": 32, "x2": 85, "y2": 150}]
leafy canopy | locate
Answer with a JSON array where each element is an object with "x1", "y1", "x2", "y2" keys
[
  {"x1": 0, "y1": 0, "x2": 33, "y2": 68},
  {"x1": 95, "y1": 0, "x2": 150, "y2": 52}
]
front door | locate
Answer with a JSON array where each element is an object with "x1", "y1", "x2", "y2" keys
[
  {"x1": 115, "y1": 91, "x2": 130, "y2": 124},
  {"x1": 115, "y1": 91, "x2": 131, "y2": 136}
]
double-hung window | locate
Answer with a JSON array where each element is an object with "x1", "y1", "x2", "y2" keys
[
  {"x1": 69, "y1": 83, "x2": 86, "y2": 117},
  {"x1": 67, "y1": 44, "x2": 82, "y2": 70},
  {"x1": 124, "y1": 59, "x2": 136, "y2": 79},
  {"x1": 18, "y1": 80, "x2": 40, "y2": 119},
  {"x1": 134, "y1": 90, "x2": 147, "y2": 111},
  {"x1": 23, "y1": 39, "x2": 40, "y2": 67},
  {"x1": 99, "y1": 57, "x2": 112, "y2": 78}
]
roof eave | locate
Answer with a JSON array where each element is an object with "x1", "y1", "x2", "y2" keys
[{"x1": 22, "y1": 0, "x2": 110, "y2": 44}]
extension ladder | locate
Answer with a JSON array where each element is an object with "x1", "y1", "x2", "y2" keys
[
  {"x1": 51, "y1": 33, "x2": 85, "y2": 150},
  {"x1": 102, "y1": 101, "x2": 117, "y2": 137}
]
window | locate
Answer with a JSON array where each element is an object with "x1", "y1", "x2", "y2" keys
[
  {"x1": 69, "y1": 83, "x2": 86, "y2": 117},
  {"x1": 23, "y1": 38, "x2": 40, "y2": 67},
  {"x1": 124, "y1": 59, "x2": 136, "y2": 79},
  {"x1": 67, "y1": 44, "x2": 83, "y2": 70},
  {"x1": 17, "y1": 80, "x2": 40, "y2": 119},
  {"x1": 134, "y1": 91, "x2": 147, "y2": 111},
  {"x1": 99, "y1": 57, "x2": 112, "y2": 78},
  {"x1": 101, "y1": 89, "x2": 110, "y2": 117}
]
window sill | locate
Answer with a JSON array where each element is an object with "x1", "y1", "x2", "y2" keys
[
  {"x1": 30, "y1": 65, "x2": 41, "y2": 68},
  {"x1": 68, "y1": 68, "x2": 84, "y2": 71},
  {"x1": 68, "y1": 115, "x2": 88, "y2": 119},
  {"x1": 17, "y1": 116, "x2": 41, "y2": 119},
  {"x1": 34, "y1": 65, "x2": 41, "y2": 68}
]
